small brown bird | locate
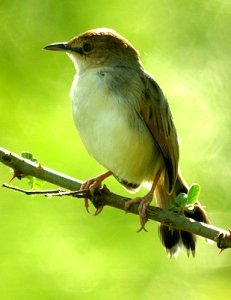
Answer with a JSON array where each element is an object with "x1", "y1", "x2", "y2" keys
[{"x1": 44, "y1": 28, "x2": 209, "y2": 257}]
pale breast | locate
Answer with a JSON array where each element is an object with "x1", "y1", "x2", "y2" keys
[{"x1": 70, "y1": 68, "x2": 163, "y2": 186}]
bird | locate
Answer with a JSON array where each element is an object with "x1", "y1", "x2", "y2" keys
[{"x1": 44, "y1": 28, "x2": 209, "y2": 257}]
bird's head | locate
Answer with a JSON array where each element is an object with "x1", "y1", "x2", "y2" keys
[{"x1": 44, "y1": 28, "x2": 142, "y2": 73}]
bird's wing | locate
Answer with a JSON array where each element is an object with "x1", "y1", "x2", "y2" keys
[{"x1": 138, "y1": 73, "x2": 179, "y2": 193}]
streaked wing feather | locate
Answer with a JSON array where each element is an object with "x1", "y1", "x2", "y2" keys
[{"x1": 139, "y1": 74, "x2": 179, "y2": 193}]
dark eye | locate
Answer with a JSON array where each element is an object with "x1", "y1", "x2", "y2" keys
[{"x1": 83, "y1": 43, "x2": 92, "y2": 53}]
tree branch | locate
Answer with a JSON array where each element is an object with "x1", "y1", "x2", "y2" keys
[{"x1": 0, "y1": 147, "x2": 230, "y2": 250}]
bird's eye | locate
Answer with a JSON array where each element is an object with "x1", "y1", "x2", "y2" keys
[{"x1": 83, "y1": 43, "x2": 92, "y2": 53}]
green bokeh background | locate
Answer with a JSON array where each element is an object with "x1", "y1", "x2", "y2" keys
[{"x1": 0, "y1": 0, "x2": 230, "y2": 299}]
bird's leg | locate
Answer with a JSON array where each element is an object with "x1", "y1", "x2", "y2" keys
[
  {"x1": 80, "y1": 170, "x2": 113, "y2": 214},
  {"x1": 125, "y1": 170, "x2": 161, "y2": 231}
]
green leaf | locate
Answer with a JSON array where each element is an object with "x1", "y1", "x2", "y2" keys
[
  {"x1": 187, "y1": 183, "x2": 200, "y2": 205},
  {"x1": 21, "y1": 151, "x2": 37, "y2": 163},
  {"x1": 25, "y1": 176, "x2": 44, "y2": 190},
  {"x1": 172, "y1": 192, "x2": 188, "y2": 208},
  {"x1": 26, "y1": 176, "x2": 34, "y2": 189},
  {"x1": 20, "y1": 151, "x2": 44, "y2": 189},
  {"x1": 32, "y1": 177, "x2": 44, "y2": 189}
]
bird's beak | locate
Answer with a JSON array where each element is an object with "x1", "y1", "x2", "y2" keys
[{"x1": 43, "y1": 42, "x2": 69, "y2": 52}]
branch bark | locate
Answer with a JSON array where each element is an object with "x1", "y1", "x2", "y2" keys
[{"x1": 0, "y1": 147, "x2": 230, "y2": 250}]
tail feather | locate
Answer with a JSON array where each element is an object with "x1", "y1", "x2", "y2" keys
[
  {"x1": 155, "y1": 171, "x2": 210, "y2": 257},
  {"x1": 180, "y1": 231, "x2": 196, "y2": 257},
  {"x1": 159, "y1": 226, "x2": 181, "y2": 257}
]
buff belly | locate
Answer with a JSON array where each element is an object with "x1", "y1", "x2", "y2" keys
[{"x1": 70, "y1": 70, "x2": 164, "y2": 188}]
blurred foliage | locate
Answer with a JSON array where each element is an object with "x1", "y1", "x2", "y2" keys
[{"x1": 0, "y1": 0, "x2": 231, "y2": 299}]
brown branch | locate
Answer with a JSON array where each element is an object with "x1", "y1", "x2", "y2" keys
[{"x1": 0, "y1": 147, "x2": 230, "y2": 250}]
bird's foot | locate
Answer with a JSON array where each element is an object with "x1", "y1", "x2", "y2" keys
[
  {"x1": 125, "y1": 192, "x2": 153, "y2": 232},
  {"x1": 80, "y1": 171, "x2": 112, "y2": 215}
]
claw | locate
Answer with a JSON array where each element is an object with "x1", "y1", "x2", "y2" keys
[
  {"x1": 94, "y1": 206, "x2": 104, "y2": 216},
  {"x1": 84, "y1": 198, "x2": 90, "y2": 214},
  {"x1": 137, "y1": 225, "x2": 148, "y2": 233},
  {"x1": 125, "y1": 194, "x2": 152, "y2": 231},
  {"x1": 80, "y1": 171, "x2": 112, "y2": 215},
  {"x1": 124, "y1": 170, "x2": 161, "y2": 232},
  {"x1": 84, "y1": 197, "x2": 103, "y2": 216}
]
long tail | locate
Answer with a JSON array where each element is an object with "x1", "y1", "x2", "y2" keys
[{"x1": 155, "y1": 171, "x2": 210, "y2": 257}]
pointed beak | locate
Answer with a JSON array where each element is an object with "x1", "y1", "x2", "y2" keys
[{"x1": 43, "y1": 42, "x2": 69, "y2": 52}]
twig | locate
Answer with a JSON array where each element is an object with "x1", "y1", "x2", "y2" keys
[
  {"x1": 2, "y1": 183, "x2": 65, "y2": 195},
  {"x1": 0, "y1": 147, "x2": 82, "y2": 190},
  {"x1": 0, "y1": 147, "x2": 231, "y2": 250},
  {"x1": 2, "y1": 183, "x2": 88, "y2": 197}
]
